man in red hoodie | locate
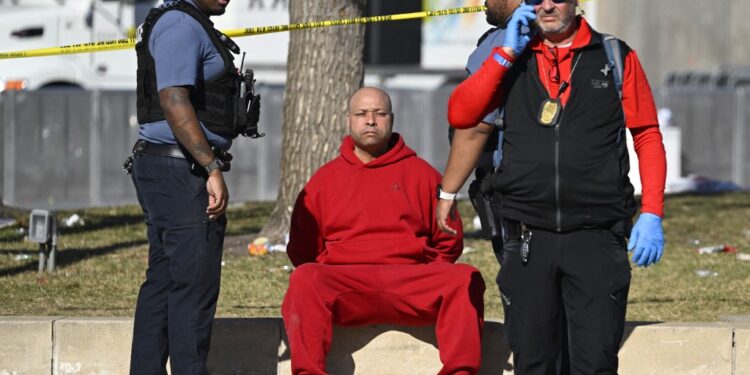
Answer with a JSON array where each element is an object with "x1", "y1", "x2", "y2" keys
[{"x1": 282, "y1": 87, "x2": 486, "y2": 375}]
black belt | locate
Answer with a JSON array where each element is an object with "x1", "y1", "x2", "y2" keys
[
  {"x1": 502, "y1": 218, "x2": 525, "y2": 239},
  {"x1": 501, "y1": 218, "x2": 534, "y2": 264},
  {"x1": 133, "y1": 139, "x2": 186, "y2": 159},
  {"x1": 502, "y1": 218, "x2": 632, "y2": 238}
]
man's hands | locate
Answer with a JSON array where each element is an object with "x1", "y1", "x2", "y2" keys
[
  {"x1": 502, "y1": 4, "x2": 537, "y2": 56},
  {"x1": 206, "y1": 169, "x2": 228, "y2": 220},
  {"x1": 437, "y1": 199, "x2": 459, "y2": 235},
  {"x1": 628, "y1": 213, "x2": 664, "y2": 267}
]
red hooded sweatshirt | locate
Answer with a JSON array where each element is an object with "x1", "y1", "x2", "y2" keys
[{"x1": 287, "y1": 133, "x2": 463, "y2": 267}]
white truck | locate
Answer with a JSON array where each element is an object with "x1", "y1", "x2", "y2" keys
[
  {"x1": 0, "y1": 0, "x2": 526, "y2": 91},
  {"x1": 0, "y1": 0, "x2": 290, "y2": 92},
  {"x1": 0, "y1": 0, "x2": 161, "y2": 91}
]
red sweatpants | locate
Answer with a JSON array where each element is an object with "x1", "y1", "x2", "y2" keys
[{"x1": 281, "y1": 262, "x2": 485, "y2": 375}]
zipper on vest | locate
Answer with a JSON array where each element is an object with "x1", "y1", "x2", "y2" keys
[
  {"x1": 554, "y1": 121, "x2": 562, "y2": 232},
  {"x1": 531, "y1": 54, "x2": 564, "y2": 231}
]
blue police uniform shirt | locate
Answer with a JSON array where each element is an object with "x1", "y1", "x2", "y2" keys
[
  {"x1": 138, "y1": 0, "x2": 232, "y2": 150},
  {"x1": 466, "y1": 27, "x2": 506, "y2": 168}
]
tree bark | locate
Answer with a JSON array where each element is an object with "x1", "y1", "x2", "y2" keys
[{"x1": 260, "y1": 0, "x2": 367, "y2": 242}]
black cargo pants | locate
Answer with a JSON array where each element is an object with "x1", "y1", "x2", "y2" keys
[
  {"x1": 497, "y1": 220, "x2": 631, "y2": 375},
  {"x1": 129, "y1": 153, "x2": 226, "y2": 375}
]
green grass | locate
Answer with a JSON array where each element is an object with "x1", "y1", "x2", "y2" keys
[{"x1": 1, "y1": 194, "x2": 749, "y2": 321}]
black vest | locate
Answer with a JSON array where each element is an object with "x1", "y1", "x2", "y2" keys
[
  {"x1": 493, "y1": 29, "x2": 637, "y2": 232},
  {"x1": 136, "y1": 1, "x2": 241, "y2": 138}
]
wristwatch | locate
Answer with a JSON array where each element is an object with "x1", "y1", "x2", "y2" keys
[
  {"x1": 437, "y1": 185, "x2": 457, "y2": 201},
  {"x1": 203, "y1": 158, "x2": 225, "y2": 175}
]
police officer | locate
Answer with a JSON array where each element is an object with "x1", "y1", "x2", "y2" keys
[
  {"x1": 128, "y1": 0, "x2": 257, "y2": 373},
  {"x1": 448, "y1": 0, "x2": 519, "y2": 257},
  {"x1": 439, "y1": 0, "x2": 667, "y2": 373}
]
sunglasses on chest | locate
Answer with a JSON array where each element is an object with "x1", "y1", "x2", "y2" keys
[{"x1": 525, "y1": 0, "x2": 568, "y2": 5}]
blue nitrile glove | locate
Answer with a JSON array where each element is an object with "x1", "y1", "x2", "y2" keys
[
  {"x1": 502, "y1": 4, "x2": 537, "y2": 56},
  {"x1": 627, "y1": 213, "x2": 664, "y2": 267}
]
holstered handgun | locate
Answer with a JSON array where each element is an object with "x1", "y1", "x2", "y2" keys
[{"x1": 468, "y1": 177, "x2": 501, "y2": 239}]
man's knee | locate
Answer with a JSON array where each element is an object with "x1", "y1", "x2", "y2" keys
[
  {"x1": 437, "y1": 264, "x2": 485, "y2": 313},
  {"x1": 289, "y1": 263, "x2": 322, "y2": 284},
  {"x1": 447, "y1": 264, "x2": 486, "y2": 292},
  {"x1": 283, "y1": 263, "x2": 322, "y2": 312}
]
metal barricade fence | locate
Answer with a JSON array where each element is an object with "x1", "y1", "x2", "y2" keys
[
  {"x1": 7, "y1": 82, "x2": 744, "y2": 211},
  {"x1": 661, "y1": 83, "x2": 750, "y2": 188},
  {"x1": 0, "y1": 85, "x2": 459, "y2": 210}
]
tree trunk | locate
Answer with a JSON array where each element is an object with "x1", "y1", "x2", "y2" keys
[{"x1": 260, "y1": 0, "x2": 367, "y2": 242}]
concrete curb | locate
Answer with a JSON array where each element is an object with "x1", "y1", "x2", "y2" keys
[
  {"x1": 0, "y1": 317, "x2": 57, "y2": 375},
  {"x1": 0, "y1": 317, "x2": 747, "y2": 374}
]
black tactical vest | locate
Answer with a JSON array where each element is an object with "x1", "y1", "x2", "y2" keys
[
  {"x1": 493, "y1": 30, "x2": 637, "y2": 232},
  {"x1": 135, "y1": 1, "x2": 242, "y2": 138}
]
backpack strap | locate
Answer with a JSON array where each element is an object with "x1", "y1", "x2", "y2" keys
[
  {"x1": 602, "y1": 33, "x2": 624, "y2": 99},
  {"x1": 601, "y1": 33, "x2": 629, "y2": 145}
]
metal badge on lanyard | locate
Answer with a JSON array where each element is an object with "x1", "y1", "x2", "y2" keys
[{"x1": 538, "y1": 98, "x2": 562, "y2": 127}]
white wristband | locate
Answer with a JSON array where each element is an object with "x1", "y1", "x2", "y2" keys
[{"x1": 438, "y1": 188, "x2": 457, "y2": 201}]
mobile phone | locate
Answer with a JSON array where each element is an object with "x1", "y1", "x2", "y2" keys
[{"x1": 526, "y1": 19, "x2": 538, "y2": 36}]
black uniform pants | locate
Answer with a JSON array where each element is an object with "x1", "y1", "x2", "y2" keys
[
  {"x1": 497, "y1": 222, "x2": 630, "y2": 375},
  {"x1": 129, "y1": 153, "x2": 226, "y2": 375}
]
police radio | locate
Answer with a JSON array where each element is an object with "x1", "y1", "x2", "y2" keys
[
  {"x1": 241, "y1": 69, "x2": 263, "y2": 138},
  {"x1": 238, "y1": 53, "x2": 264, "y2": 138}
]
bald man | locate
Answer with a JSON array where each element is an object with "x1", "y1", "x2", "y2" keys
[{"x1": 281, "y1": 87, "x2": 486, "y2": 375}]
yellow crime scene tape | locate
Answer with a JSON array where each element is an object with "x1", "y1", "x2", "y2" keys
[{"x1": 0, "y1": 5, "x2": 486, "y2": 60}]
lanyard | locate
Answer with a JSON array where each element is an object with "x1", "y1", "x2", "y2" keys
[{"x1": 540, "y1": 50, "x2": 584, "y2": 100}]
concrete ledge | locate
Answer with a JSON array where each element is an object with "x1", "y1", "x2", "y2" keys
[
  {"x1": 0, "y1": 316, "x2": 57, "y2": 375},
  {"x1": 282, "y1": 322, "x2": 513, "y2": 375},
  {"x1": 620, "y1": 322, "x2": 733, "y2": 375},
  {"x1": 734, "y1": 323, "x2": 750, "y2": 375},
  {"x1": 0, "y1": 317, "x2": 748, "y2": 374},
  {"x1": 53, "y1": 317, "x2": 134, "y2": 375}
]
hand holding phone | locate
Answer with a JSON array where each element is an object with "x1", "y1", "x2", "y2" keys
[{"x1": 502, "y1": 4, "x2": 537, "y2": 56}]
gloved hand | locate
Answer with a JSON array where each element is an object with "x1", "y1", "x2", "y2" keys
[
  {"x1": 627, "y1": 213, "x2": 664, "y2": 267},
  {"x1": 502, "y1": 4, "x2": 537, "y2": 56}
]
